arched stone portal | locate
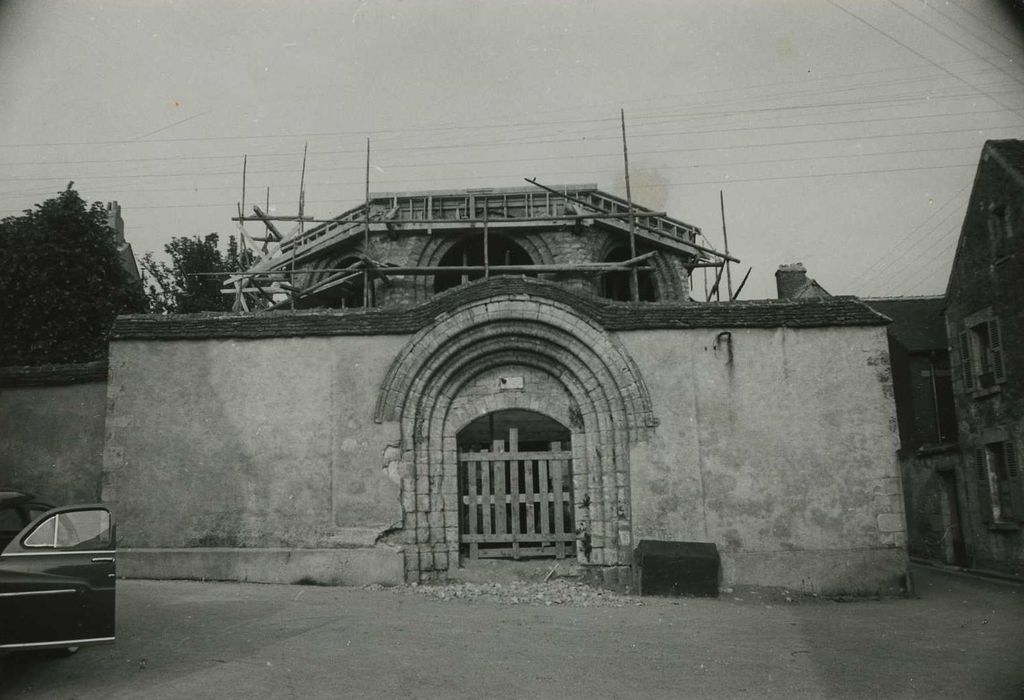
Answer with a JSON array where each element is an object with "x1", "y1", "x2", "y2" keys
[{"x1": 375, "y1": 288, "x2": 656, "y2": 582}]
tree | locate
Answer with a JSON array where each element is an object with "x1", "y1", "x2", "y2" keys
[
  {"x1": 141, "y1": 233, "x2": 253, "y2": 314},
  {"x1": 0, "y1": 186, "x2": 148, "y2": 366}
]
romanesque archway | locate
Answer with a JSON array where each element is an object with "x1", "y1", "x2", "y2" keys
[{"x1": 375, "y1": 284, "x2": 655, "y2": 582}]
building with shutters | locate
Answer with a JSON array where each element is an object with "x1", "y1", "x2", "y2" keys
[
  {"x1": 864, "y1": 296, "x2": 963, "y2": 567},
  {"x1": 946, "y1": 140, "x2": 1024, "y2": 578}
]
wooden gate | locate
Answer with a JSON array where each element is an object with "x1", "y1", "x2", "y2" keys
[{"x1": 458, "y1": 427, "x2": 575, "y2": 559}]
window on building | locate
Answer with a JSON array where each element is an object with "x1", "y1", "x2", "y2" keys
[
  {"x1": 975, "y1": 441, "x2": 1021, "y2": 526},
  {"x1": 958, "y1": 317, "x2": 1006, "y2": 391},
  {"x1": 930, "y1": 355, "x2": 958, "y2": 444},
  {"x1": 433, "y1": 234, "x2": 534, "y2": 294},
  {"x1": 988, "y1": 204, "x2": 1012, "y2": 259},
  {"x1": 600, "y1": 246, "x2": 657, "y2": 301}
]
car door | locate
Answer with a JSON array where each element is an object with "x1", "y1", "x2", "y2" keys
[{"x1": 0, "y1": 506, "x2": 116, "y2": 650}]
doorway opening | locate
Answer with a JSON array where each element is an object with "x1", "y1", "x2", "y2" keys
[
  {"x1": 939, "y1": 470, "x2": 968, "y2": 566},
  {"x1": 457, "y1": 410, "x2": 575, "y2": 560}
]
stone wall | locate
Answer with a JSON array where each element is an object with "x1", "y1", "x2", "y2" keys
[
  {"x1": 102, "y1": 335, "x2": 409, "y2": 584},
  {"x1": 622, "y1": 325, "x2": 907, "y2": 594},
  {"x1": 0, "y1": 364, "x2": 108, "y2": 505},
  {"x1": 945, "y1": 142, "x2": 1024, "y2": 578},
  {"x1": 313, "y1": 223, "x2": 689, "y2": 308},
  {"x1": 97, "y1": 282, "x2": 903, "y2": 593}
]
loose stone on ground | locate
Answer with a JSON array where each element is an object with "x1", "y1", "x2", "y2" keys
[{"x1": 388, "y1": 579, "x2": 645, "y2": 607}]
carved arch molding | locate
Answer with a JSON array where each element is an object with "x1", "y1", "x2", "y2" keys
[{"x1": 374, "y1": 293, "x2": 656, "y2": 582}]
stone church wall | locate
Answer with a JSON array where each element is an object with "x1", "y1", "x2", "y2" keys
[
  {"x1": 623, "y1": 325, "x2": 906, "y2": 594},
  {"x1": 97, "y1": 300, "x2": 905, "y2": 594}
]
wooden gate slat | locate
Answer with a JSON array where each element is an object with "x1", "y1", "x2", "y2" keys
[
  {"x1": 492, "y1": 439, "x2": 507, "y2": 536},
  {"x1": 539, "y1": 458, "x2": 551, "y2": 539},
  {"x1": 508, "y1": 429, "x2": 520, "y2": 559},
  {"x1": 524, "y1": 457, "x2": 536, "y2": 536},
  {"x1": 459, "y1": 430, "x2": 574, "y2": 561},
  {"x1": 550, "y1": 441, "x2": 565, "y2": 559},
  {"x1": 481, "y1": 454, "x2": 492, "y2": 538},
  {"x1": 466, "y1": 459, "x2": 479, "y2": 559}
]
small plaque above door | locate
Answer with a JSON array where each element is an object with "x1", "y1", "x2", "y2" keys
[{"x1": 498, "y1": 376, "x2": 524, "y2": 390}]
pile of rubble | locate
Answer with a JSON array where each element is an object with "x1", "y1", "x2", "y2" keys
[{"x1": 394, "y1": 579, "x2": 645, "y2": 607}]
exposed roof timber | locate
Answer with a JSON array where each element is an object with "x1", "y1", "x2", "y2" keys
[
  {"x1": 524, "y1": 179, "x2": 738, "y2": 264},
  {"x1": 283, "y1": 183, "x2": 699, "y2": 256},
  {"x1": 234, "y1": 212, "x2": 670, "y2": 224},
  {"x1": 250, "y1": 205, "x2": 284, "y2": 241},
  {"x1": 368, "y1": 183, "x2": 600, "y2": 199},
  {"x1": 227, "y1": 184, "x2": 727, "y2": 288}
]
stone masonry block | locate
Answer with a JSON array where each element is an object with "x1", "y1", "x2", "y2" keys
[
  {"x1": 403, "y1": 548, "x2": 419, "y2": 571},
  {"x1": 415, "y1": 475, "x2": 430, "y2": 494},
  {"x1": 428, "y1": 509, "x2": 444, "y2": 530},
  {"x1": 878, "y1": 477, "x2": 902, "y2": 497},
  {"x1": 418, "y1": 550, "x2": 434, "y2": 571},
  {"x1": 873, "y1": 494, "x2": 902, "y2": 514},
  {"x1": 877, "y1": 513, "x2": 904, "y2": 533},
  {"x1": 433, "y1": 551, "x2": 449, "y2": 571}
]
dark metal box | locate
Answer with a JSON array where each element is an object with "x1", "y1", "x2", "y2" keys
[{"x1": 634, "y1": 540, "x2": 720, "y2": 597}]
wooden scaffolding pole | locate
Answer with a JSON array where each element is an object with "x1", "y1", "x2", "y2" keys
[
  {"x1": 364, "y1": 138, "x2": 370, "y2": 308},
  {"x1": 292, "y1": 143, "x2": 307, "y2": 311},
  {"x1": 621, "y1": 109, "x2": 638, "y2": 302},
  {"x1": 483, "y1": 204, "x2": 490, "y2": 278},
  {"x1": 720, "y1": 190, "x2": 733, "y2": 300}
]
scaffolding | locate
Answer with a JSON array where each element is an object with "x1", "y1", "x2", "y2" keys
[{"x1": 224, "y1": 132, "x2": 740, "y2": 311}]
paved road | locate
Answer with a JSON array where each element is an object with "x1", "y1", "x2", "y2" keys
[{"x1": 2, "y1": 564, "x2": 1022, "y2": 699}]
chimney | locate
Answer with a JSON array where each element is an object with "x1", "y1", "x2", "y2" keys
[
  {"x1": 106, "y1": 201, "x2": 124, "y2": 244},
  {"x1": 775, "y1": 263, "x2": 808, "y2": 300}
]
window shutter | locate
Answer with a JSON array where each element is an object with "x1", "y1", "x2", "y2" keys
[
  {"x1": 1005, "y1": 441, "x2": 1023, "y2": 522},
  {"x1": 976, "y1": 448, "x2": 992, "y2": 525},
  {"x1": 989, "y1": 318, "x2": 1006, "y2": 382},
  {"x1": 959, "y1": 331, "x2": 975, "y2": 390}
]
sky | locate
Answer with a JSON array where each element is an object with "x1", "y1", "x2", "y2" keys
[{"x1": 1, "y1": 0, "x2": 1022, "y2": 300}]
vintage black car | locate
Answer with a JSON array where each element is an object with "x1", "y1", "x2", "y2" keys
[{"x1": 0, "y1": 490, "x2": 116, "y2": 653}]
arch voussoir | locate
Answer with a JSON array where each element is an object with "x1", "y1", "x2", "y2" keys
[{"x1": 376, "y1": 292, "x2": 652, "y2": 582}]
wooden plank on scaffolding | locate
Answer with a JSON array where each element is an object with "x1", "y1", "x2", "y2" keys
[{"x1": 251, "y1": 205, "x2": 284, "y2": 242}]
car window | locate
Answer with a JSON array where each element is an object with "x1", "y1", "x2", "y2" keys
[
  {"x1": 24, "y1": 515, "x2": 56, "y2": 547},
  {"x1": 24, "y1": 510, "x2": 111, "y2": 549}
]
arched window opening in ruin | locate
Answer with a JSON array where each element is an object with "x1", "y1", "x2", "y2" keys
[
  {"x1": 600, "y1": 246, "x2": 658, "y2": 301},
  {"x1": 456, "y1": 409, "x2": 575, "y2": 560},
  {"x1": 433, "y1": 234, "x2": 534, "y2": 294}
]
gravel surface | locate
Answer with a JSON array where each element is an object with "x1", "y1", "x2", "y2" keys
[{"x1": 388, "y1": 579, "x2": 645, "y2": 607}]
